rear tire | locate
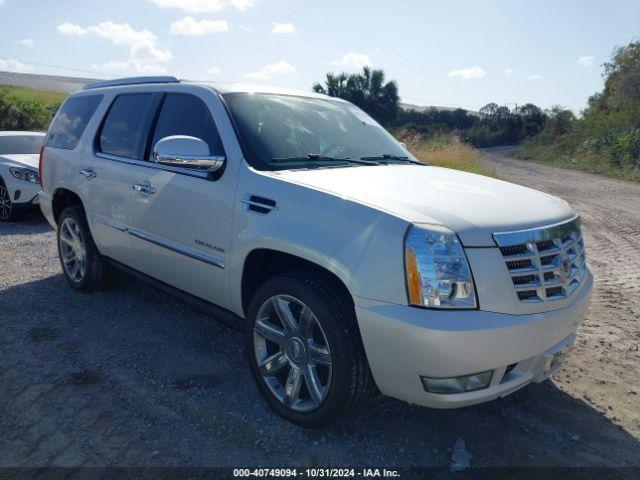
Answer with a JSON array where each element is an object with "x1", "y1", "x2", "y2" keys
[
  {"x1": 0, "y1": 179, "x2": 25, "y2": 222},
  {"x1": 246, "y1": 271, "x2": 375, "y2": 428},
  {"x1": 57, "y1": 205, "x2": 109, "y2": 291}
]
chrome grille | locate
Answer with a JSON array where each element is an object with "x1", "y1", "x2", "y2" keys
[{"x1": 494, "y1": 217, "x2": 587, "y2": 303}]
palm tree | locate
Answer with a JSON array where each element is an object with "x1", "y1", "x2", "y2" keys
[{"x1": 313, "y1": 67, "x2": 399, "y2": 124}]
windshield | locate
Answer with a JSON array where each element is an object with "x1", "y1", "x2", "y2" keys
[
  {"x1": 223, "y1": 93, "x2": 411, "y2": 170},
  {"x1": 0, "y1": 135, "x2": 44, "y2": 155}
]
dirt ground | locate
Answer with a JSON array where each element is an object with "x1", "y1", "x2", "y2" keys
[{"x1": 0, "y1": 149, "x2": 638, "y2": 469}]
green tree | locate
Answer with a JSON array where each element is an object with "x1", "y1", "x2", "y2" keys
[
  {"x1": 313, "y1": 67, "x2": 399, "y2": 124},
  {"x1": 546, "y1": 105, "x2": 576, "y2": 137},
  {"x1": 519, "y1": 103, "x2": 546, "y2": 137},
  {"x1": 601, "y1": 40, "x2": 640, "y2": 108}
]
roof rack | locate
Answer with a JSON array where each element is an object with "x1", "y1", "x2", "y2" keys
[{"x1": 83, "y1": 76, "x2": 180, "y2": 90}]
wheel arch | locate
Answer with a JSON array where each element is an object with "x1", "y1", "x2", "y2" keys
[
  {"x1": 52, "y1": 187, "x2": 85, "y2": 224},
  {"x1": 240, "y1": 248, "x2": 355, "y2": 319}
]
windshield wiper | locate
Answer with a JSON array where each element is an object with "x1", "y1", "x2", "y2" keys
[
  {"x1": 360, "y1": 154, "x2": 422, "y2": 165},
  {"x1": 270, "y1": 154, "x2": 376, "y2": 166}
]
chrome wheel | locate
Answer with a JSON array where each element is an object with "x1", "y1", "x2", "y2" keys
[
  {"x1": 59, "y1": 217, "x2": 87, "y2": 283},
  {"x1": 253, "y1": 295, "x2": 333, "y2": 412},
  {"x1": 0, "y1": 185, "x2": 11, "y2": 219}
]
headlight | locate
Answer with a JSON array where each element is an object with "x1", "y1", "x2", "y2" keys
[
  {"x1": 9, "y1": 167, "x2": 40, "y2": 184},
  {"x1": 404, "y1": 224, "x2": 477, "y2": 309}
]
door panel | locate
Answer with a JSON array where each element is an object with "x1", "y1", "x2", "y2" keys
[
  {"x1": 125, "y1": 92, "x2": 234, "y2": 310},
  {"x1": 79, "y1": 154, "x2": 133, "y2": 265},
  {"x1": 80, "y1": 92, "x2": 159, "y2": 266},
  {"x1": 126, "y1": 167, "x2": 234, "y2": 309}
]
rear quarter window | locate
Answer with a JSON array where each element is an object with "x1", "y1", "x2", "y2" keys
[{"x1": 46, "y1": 95, "x2": 103, "y2": 150}]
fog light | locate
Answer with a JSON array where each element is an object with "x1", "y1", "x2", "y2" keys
[{"x1": 421, "y1": 371, "x2": 492, "y2": 394}]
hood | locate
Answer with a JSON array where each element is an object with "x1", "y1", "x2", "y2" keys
[
  {"x1": 1, "y1": 154, "x2": 39, "y2": 170},
  {"x1": 272, "y1": 164, "x2": 575, "y2": 246}
]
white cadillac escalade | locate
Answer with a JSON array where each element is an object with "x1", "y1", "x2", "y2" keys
[{"x1": 38, "y1": 76, "x2": 592, "y2": 427}]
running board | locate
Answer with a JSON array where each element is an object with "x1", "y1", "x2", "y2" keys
[{"x1": 103, "y1": 257, "x2": 244, "y2": 332}]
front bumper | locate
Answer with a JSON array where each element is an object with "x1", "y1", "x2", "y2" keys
[
  {"x1": 6, "y1": 179, "x2": 41, "y2": 207},
  {"x1": 354, "y1": 269, "x2": 592, "y2": 408}
]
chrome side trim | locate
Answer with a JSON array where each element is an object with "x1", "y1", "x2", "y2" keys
[
  {"x1": 95, "y1": 152, "x2": 211, "y2": 180},
  {"x1": 93, "y1": 215, "x2": 225, "y2": 269},
  {"x1": 241, "y1": 193, "x2": 277, "y2": 215},
  {"x1": 127, "y1": 227, "x2": 226, "y2": 269},
  {"x1": 94, "y1": 215, "x2": 127, "y2": 232},
  {"x1": 153, "y1": 152, "x2": 225, "y2": 172},
  {"x1": 493, "y1": 216, "x2": 581, "y2": 247}
]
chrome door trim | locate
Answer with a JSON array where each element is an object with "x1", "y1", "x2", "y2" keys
[
  {"x1": 95, "y1": 152, "x2": 212, "y2": 180},
  {"x1": 94, "y1": 215, "x2": 128, "y2": 232},
  {"x1": 93, "y1": 215, "x2": 226, "y2": 269},
  {"x1": 128, "y1": 227, "x2": 226, "y2": 269}
]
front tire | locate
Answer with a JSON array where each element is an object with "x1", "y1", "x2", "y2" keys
[
  {"x1": 246, "y1": 271, "x2": 375, "y2": 428},
  {"x1": 57, "y1": 205, "x2": 108, "y2": 291},
  {"x1": 0, "y1": 179, "x2": 25, "y2": 222}
]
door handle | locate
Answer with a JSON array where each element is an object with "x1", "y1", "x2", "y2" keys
[
  {"x1": 80, "y1": 168, "x2": 96, "y2": 178},
  {"x1": 132, "y1": 183, "x2": 156, "y2": 195}
]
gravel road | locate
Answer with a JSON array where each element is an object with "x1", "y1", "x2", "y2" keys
[{"x1": 0, "y1": 149, "x2": 639, "y2": 469}]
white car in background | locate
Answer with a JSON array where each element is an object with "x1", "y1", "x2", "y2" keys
[{"x1": 0, "y1": 131, "x2": 45, "y2": 221}]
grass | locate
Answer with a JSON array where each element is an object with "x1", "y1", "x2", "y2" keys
[
  {"x1": 394, "y1": 127, "x2": 498, "y2": 178},
  {"x1": 0, "y1": 86, "x2": 67, "y2": 108},
  {"x1": 516, "y1": 142, "x2": 640, "y2": 183}
]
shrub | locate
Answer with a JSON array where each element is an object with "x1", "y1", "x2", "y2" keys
[
  {"x1": 0, "y1": 88, "x2": 55, "y2": 131},
  {"x1": 395, "y1": 127, "x2": 497, "y2": 178}
]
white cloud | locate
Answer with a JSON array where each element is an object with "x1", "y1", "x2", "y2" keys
[
  {"x1": 208, "y1": 66, "x2": 222, "y2": 75},
  {"x1": 577, "y1": 55, "x2": 595, "y2": 67},
  {"x1": 448, "y1": 66, "x2": 486, "y2": 79},
  {"x1": 272, "y1": 22, "x2": 295, "y2": 34},
  {"x1": 528, "y1": 74, "x2": 542, "y2": 80},
  {"x1": 14, "y1": 38, "x2": 34, "y2": 47},
  {"x1": 90, "y1": 61, "x2": 167, "y2": 74},
  {"x1": 57, "y1": 23, "x2": 88, "y2": 36},
  {"x1": 170, "y1": 17, "x2": 229, "y2": 35},
  {"x1": 87, "y1": 21, "x2": 172, "y2": 63},
  {"x1": 0, "y1": 58, "x2": 34, "y2": 73},
  {"x1": 58, "y1": 21, "x2": 172, "y2": 73},
  {"x1": 328, "y1": 52, "x2": 372, "y2": 69},
  {"x1": 245, "y1": 60, "x2": 295, "y2": 80},
  {"x1": 228, "y1": 0, "x2": 256, "y2": 10},
  {"x1": 238, "y1": 24, "x2": 252, "y2": 31},
  {"x1": 503, "y1": 67, "x2": 515, "y2": 75},
  {"x1": 149, "y1": 0, "x2": 256, "y2": 13},
  {"x1": 89, "y1": 61, "x2": 133, "y2": 73}
]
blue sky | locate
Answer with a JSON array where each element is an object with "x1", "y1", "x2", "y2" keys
[{"x1": 0, "y1": 0, "x2": 638, "y2": 111}]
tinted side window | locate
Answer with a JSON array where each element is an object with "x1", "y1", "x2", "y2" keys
[
  {"x1": 99, "y1": 94, "x2": 156, "y2": 160},
  {"x1": 46, "y1": 95, "x2": 102, "y2": 150},
  {"x1": 150, "y1": 93, "x2": 224, "y2": 159}
]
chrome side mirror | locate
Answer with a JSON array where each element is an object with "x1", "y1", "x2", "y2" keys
[{"x1": 152, "y1": 135, "x2": 225, "y2": 172}]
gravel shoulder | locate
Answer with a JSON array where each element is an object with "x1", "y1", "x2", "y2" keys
[{"x1": 1, "y1": 150, "x2": 639, "y2": 468}]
